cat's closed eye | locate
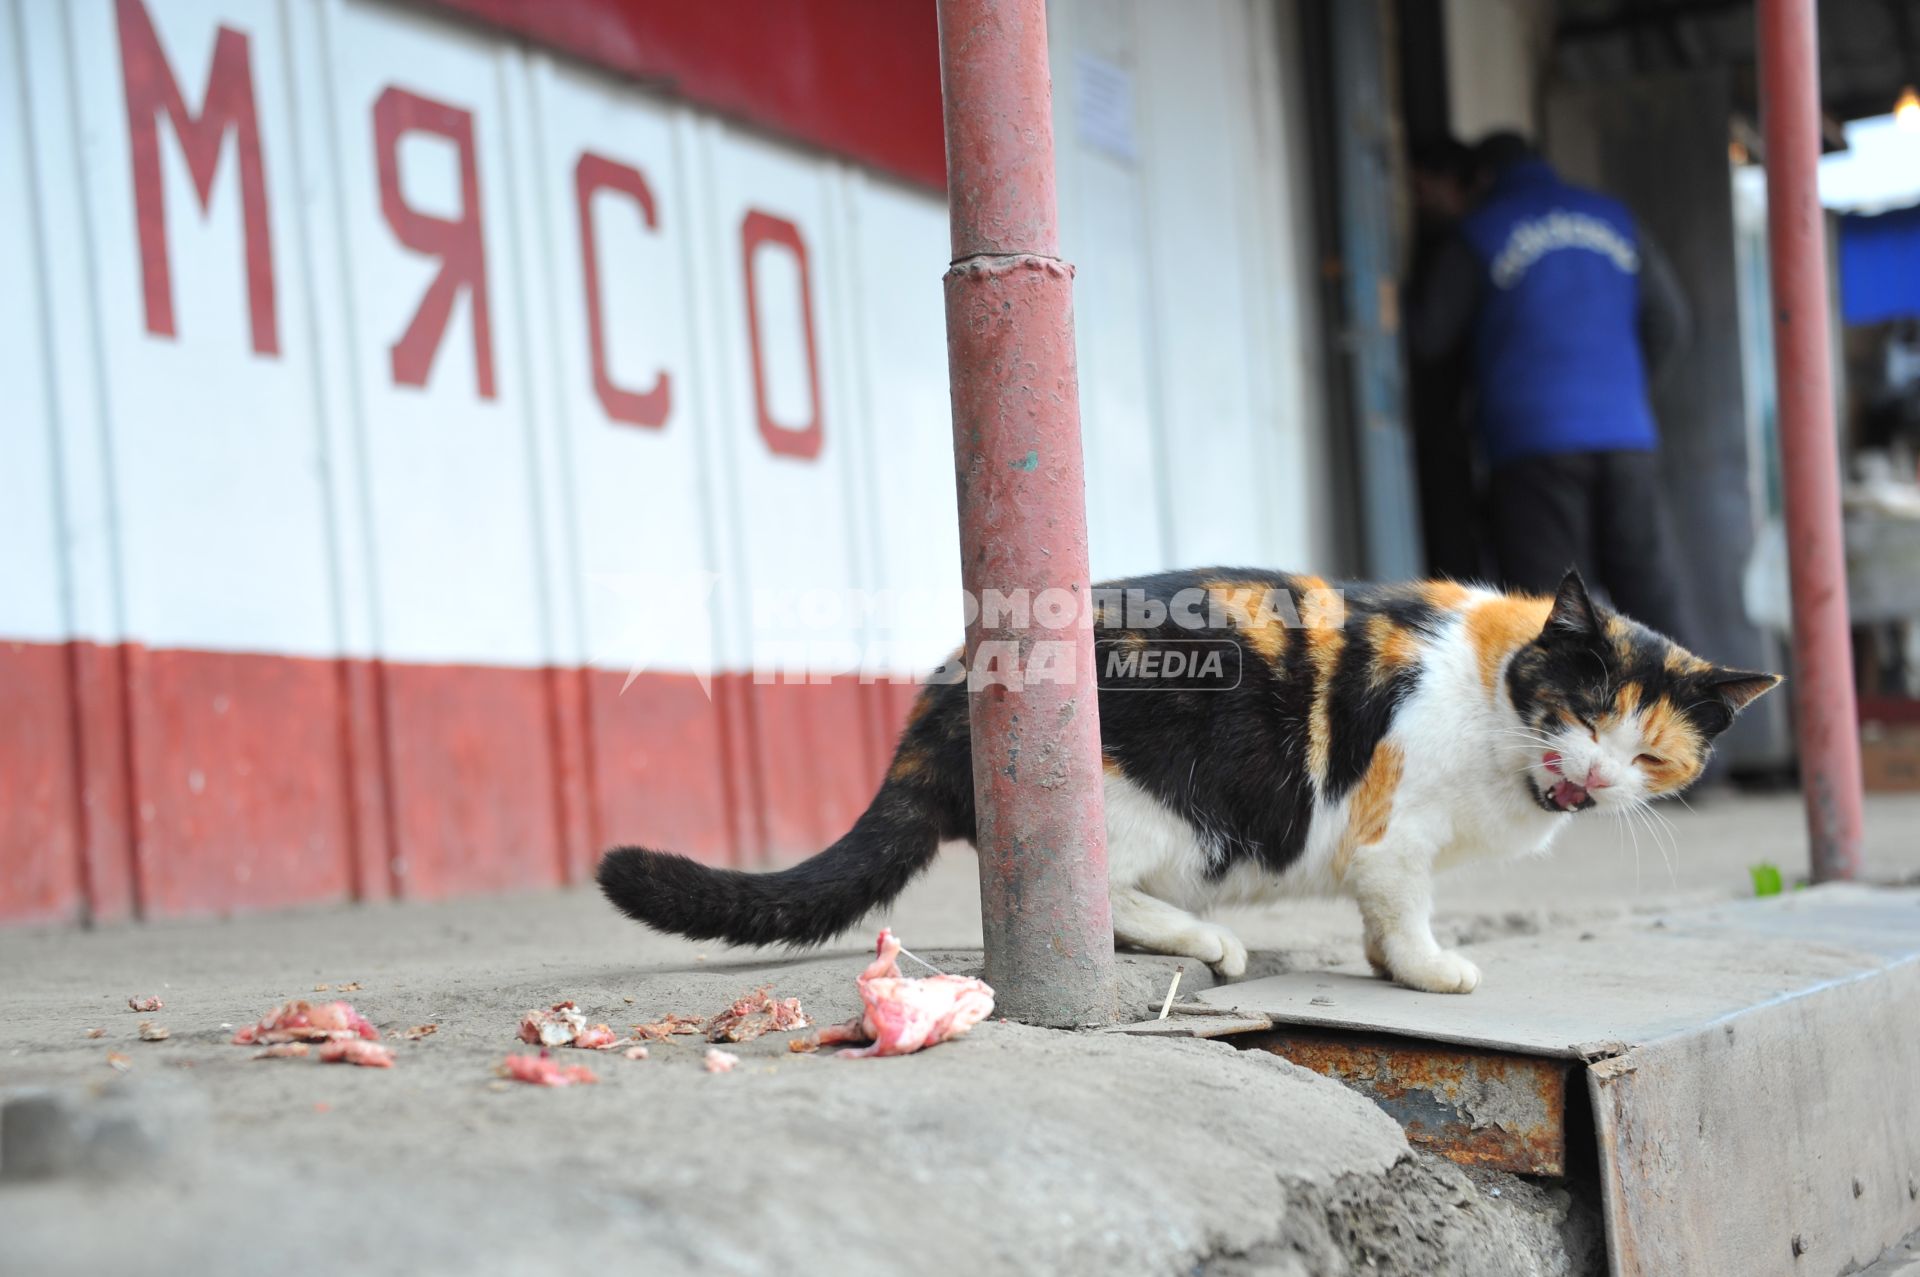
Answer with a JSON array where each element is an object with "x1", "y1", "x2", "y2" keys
[{"x1": 1634, "y1": 753, "x2": 1664, "y2": 768}]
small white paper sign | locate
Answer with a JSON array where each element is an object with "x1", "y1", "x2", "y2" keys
[{"x1": 1075, "y1": 52, "x2": 1137, "y2": 163}]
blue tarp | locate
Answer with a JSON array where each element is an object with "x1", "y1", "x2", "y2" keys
[{"x1": 1840, "y1": 202, "x2": 1920, "y2": 325}]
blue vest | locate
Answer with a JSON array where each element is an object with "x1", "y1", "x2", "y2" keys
[{"x1": 1459, "y1": 161, "x2": 1659, "y2": 465}]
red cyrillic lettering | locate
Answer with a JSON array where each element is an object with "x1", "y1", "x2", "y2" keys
[
  {"x1": 116, "y1": 0, "x2": 278, "y2": 356},
  {"x1": 741, "y1": 210, "x2": 823, "y2": 460},
  {"x1": 575, "y1": 153, "x2": 670, "y2": 429},
  {"x1": 372, "y1": 87, "x2": 493, "y2": 398}
]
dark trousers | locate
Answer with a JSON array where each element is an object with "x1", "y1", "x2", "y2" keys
[{"x1": 1488, "y1": 450, "x2": 1694, "y2": 645}]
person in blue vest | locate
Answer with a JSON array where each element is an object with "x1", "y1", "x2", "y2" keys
[{"x1": 1411, "y1": 132, "x2": 1694, "y2": 644}]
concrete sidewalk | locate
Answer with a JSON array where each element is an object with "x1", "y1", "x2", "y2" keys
[{"x1": 2, "y1": 792, "x2": 1915, "y2": 1275}]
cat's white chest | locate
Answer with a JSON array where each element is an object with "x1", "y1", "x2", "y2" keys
[{"x1": 1432, "y1": 788, "x2": 1569, "y2": 872}]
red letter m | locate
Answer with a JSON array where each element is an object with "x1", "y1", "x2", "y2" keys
[{"x1": 116, "y1": 0, "x2": 278, "y2": 356}]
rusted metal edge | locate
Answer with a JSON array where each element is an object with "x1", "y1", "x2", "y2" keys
[
  {"x1": 1238, "y1": 1027, "x2": 1573, "y2": 1177},
  {"x1": 1106, "y1": 1013, "x2": 1274, "y2": 1039}
]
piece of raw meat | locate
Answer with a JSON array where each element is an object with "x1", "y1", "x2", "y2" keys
[
  {"x1": 128, "y1": 995, "x2": 164, "y2": 1013},
  {"x1": 517, "y1": 1001, "x2": 616, "y2": 1049},
  {"x1": 232, "y1": 1000, "x2": 379, "y2": 1046},
  {"x1": 806, "y1": 930, "x2": 995, "y2": 1059},
  {"x1": 703, "y1": 1047, "x2": 739, "y2": 1073},
  {"x1": 318, "y1": 1039, "x2": 394, "y2": 1068},
  {"x1": 496, "y1": 1052, "x2": 598, "y2": 1088},
  {"x1": 252, "y1": 1043, "x2": 311, "y2": 1060},
  {"x1": 704, "y1": 987, "x2": 811, "y2": 1043},
  {"x1": 631, "y1": 1013, "x2": 705, "y2": 1041}
]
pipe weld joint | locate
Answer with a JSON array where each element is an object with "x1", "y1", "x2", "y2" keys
[{"x1": 945, "y1": 252, "x2": 1075, "y2": 282}]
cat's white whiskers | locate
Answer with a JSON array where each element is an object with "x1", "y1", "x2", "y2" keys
[
  {"x1": 1615, "y1": 804, "x2": 1645, "y2": 892},
  {"x1": 1640, "y1": 801, "x2": 1683, "y2": 884},
  {"x1": 1496, "y1": 726, "x2": 1561, "y2": 747},
  {"x1": 1625, "y1": 800, "x2": 1676, "y2": 888}
]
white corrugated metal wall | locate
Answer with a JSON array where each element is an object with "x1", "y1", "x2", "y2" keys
[{"x1": 0, "y1": 0, "x2": 1332, "y2": 922}]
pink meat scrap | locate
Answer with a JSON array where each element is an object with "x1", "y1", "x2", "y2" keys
[
  {"x1": 128, "y1": 995, "x2": 164, "y2": 1013},
  {"x1": 497, "y1": 1051, "x2": 598, "y2": 1088},
  {"x1": 632, "y1": 1013, "x2": 705, "y2": 1041},
  {"x1": 517, "y1": 1001, "x2": 617, "y2": 1049},
  {"x1": 703, "y1": 1047, "x2": 739, "y2": 1073},
  {"x1": 705, "y1": 987, "x2": 811, "y2": 1043},
  {"x1": 806, "y1": 929, "x2": 995, "y2": 1059},
  {"x1": 232, "y1": 1000, "x2": 379, "y2": 1046},
  {"x1": 318, "y1": 1039, "x2": 394, "y2": 1069}
]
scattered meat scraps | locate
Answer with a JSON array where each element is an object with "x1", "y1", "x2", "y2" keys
[
  {"x1": 253, "y1": 1043, "x2": 311, "y2": 1060},
  {"x1": 85, "y1": 1027, "x2": 106, "y2": 1040},
  {"x1": 128, "y1": 995, "x2": 164, "y2": 1013},
  {"x1": 137, "y1": 1021, "x2": 170, "y2": 1042},
  {"x1": 231, "y1": 1000, "x2": 379, "y2": 1046},
  {"x1": 705, "y1": 987, "x2": 811, "y2": 1043},
  {"x1": 496, "y1": 1051, "x2": 598, "y2": 1088},
  {"x1": 703, "y1": 1047, "x2": 739, "y2": 1074},
  {"x1": 106, "y1": 1052, "x2": 131, "y2": 1073},
  {"x1": 318, "y1": 1039, "x2": 394, "y2": 1068},
  {"x1": 399, "y1": 1024, "x2": 438, "y2": 1042},
  {"x1": 623, "y1": 1045, "x2": 649, "y2": 1061},
  {"x1": 803, "y1": 929, "x2": 995, "y2": 1059},
  {"x1": 632, "y1": 1013, "x2": 705, "y2": 1041},
  {"x1": 517, "y1": 1001, "x2": 617, "y2": 1049}
]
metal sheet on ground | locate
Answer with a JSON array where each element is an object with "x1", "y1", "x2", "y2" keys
[
  {"x1": 1200, "y1": 888, "x2": 1920, "y2": 1276},
  {"x1": 1197, "y1": 888, "x2": 1920, "y2": 1057}
]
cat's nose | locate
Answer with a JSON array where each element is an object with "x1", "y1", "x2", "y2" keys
[{"x1": 1584, "y1": 765, "x2": 1613, "y2": 791}]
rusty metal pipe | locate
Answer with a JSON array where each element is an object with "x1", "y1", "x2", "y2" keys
[
  {"x1": 936, "y1": 0, "x2": 1116, "y2": 1025},
  {"x1": 1757, "y1": 0, "x2": 1866, "y2": 881}
]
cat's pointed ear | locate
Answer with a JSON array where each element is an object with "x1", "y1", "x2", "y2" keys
[
  {"x1": 1705, "y1": 668, "x2": 1782, "y2": 713},
  {"x1": 1541, "y1": 569, "x2": 1601, "y2": 642},
  {"x1": 1689, "y1": 668, "x2": 1782, "y2": 736}
]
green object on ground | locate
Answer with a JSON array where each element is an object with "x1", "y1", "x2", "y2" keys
[{"x1": 1751, "y1": 863, "x2": 1784, "y2": 897}]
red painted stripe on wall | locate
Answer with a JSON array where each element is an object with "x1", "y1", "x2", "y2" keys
[
  {"x1": 0, "y1": 642, "x2": 85, "y2": 924},
  {"x1": 67, "y1": 641, "x2": 139, "y2": 923},
  {"x1": 417, "y1": 0, "x2": 945, "y2": 189},
  {"x1": 0, "y1": 639, "x2": 927, "y2": 924},
  {"x1": 122, "y1": 646, "x2": 358, "y2": 918},
  {"x1": 587, "y1": 668, "x2": 735, "y2": 868},
  {"x1": 380, "y1": 661, "x2": 565, "y2": 899},
  {"x1": 338, "y1": 658, "x2": 394, "y2": 903}
]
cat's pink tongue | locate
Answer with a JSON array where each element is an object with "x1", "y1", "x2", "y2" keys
[{"x1": 1549, "y1": 778, "x2": 1589, "y2": 810}]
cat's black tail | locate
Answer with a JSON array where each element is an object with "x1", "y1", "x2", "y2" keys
[{"x1": 595, "y1": 691, "x2": 970, "y2": 947}]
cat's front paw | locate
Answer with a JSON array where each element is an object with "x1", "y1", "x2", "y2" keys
[
  {"x1": 1193, "y1": 923, "x2": 1248, "y2": 979},
  {"x1": 1389, "y1": 949, "x2": 1481, "y2": 995},
  {"x1": 1211, "y1": 929, "x2": 1248, "y2": 980}
]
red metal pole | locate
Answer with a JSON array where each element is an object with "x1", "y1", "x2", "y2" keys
[
  {"x1": 1757, "y1": 0, "x2": 1865, "y2": 882},
  {"x1": 935, "y1": 0, "x2": 1115, "y2": 1024}
]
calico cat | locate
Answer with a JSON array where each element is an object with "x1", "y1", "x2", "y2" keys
[{"x1": 596, "y1": 568, "x2": 1778, "y2": 994}]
